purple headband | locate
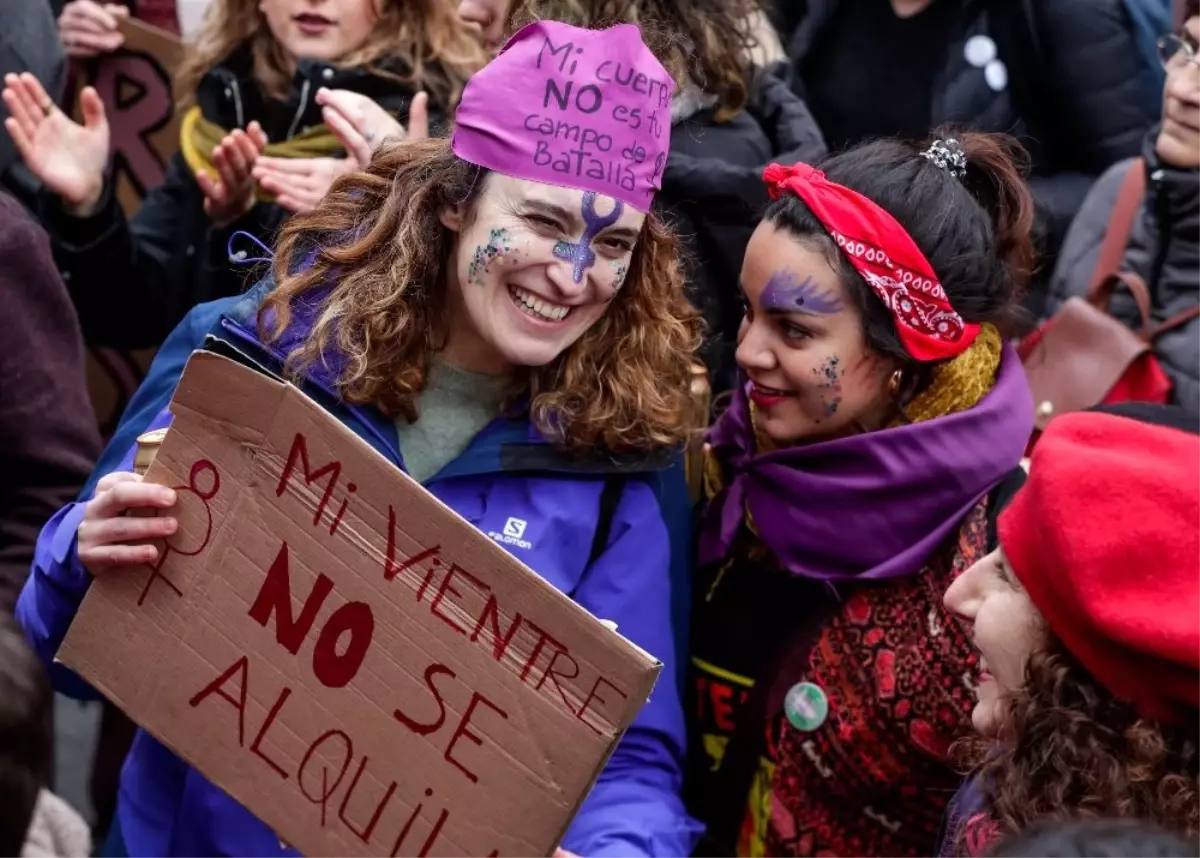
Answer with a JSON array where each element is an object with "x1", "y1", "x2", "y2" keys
[{"x1": 451, "y1": 20, "x2": 674, "y2": 212}]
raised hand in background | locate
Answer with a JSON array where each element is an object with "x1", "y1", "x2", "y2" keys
[
  {"x1": 56, "y1": 0, "x2": 129, "y2": 59},
  {"x1": 2, "y1": 72, "x2": 109, "y2": 213}
]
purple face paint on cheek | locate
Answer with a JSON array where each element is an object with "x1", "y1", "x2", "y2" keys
[
  {"x1": 467, "y1": 228, "x2": 514, "y2": 287},
  {"x1": 552, "y1": 191, "x2": 624, "y2": 283},
  {"x1": 609, "y1": 259, "x2": 628, "y2": 294},
  {"x1": 812, "y1": 355, "x2": 843, "y2": 420},
  {"x1": 762, "y1": 270, "x2": 843, "y2": 315}
]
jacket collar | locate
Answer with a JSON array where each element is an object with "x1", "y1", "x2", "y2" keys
[
  {"x1": 195, "y1": 47, "x2": 420, "y2": 142},
  {"x1": 212, "y1": 280, "x2": 675, "y2": 482}
]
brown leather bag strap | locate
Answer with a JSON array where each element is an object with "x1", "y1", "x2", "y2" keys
[
  {"x1": 1091, "y1": 271, "x2": 1153, "y2": 336},
  {"x1": 1147, "y1": 305, "x2": 1200, "y2": 342},
  {"x1": 1089, "y1": 159, "x2": 1146, "y2": 292}
]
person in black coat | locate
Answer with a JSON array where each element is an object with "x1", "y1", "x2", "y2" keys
[
  {"x1": 771, "y1": 0, "x2": 1154, "y2": 307},
  {"x1": 2, "y1": 0, "x2": 485, "y2": 351}
]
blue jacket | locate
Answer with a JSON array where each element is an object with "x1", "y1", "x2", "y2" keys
[{"x1": 19, "y1": 285, "x2": 702, "y2": 857}]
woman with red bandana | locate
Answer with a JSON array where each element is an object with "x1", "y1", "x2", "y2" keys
[{"x1": 686, "y1": 132, "x2": 1036, "y2": 857}]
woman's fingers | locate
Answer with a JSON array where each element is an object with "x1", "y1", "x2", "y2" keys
[
  {"x1": 212, "y1": 145, "x2": 242, "y2": 195},
  {"x1": 4, "y1": 118, "x2": 38, "y2": 166},
  {"x1": 82, "y1": 543, "x2": 161, "y2": 570},
  {"x1": 217, "y1": 137, "x2": 248, "y2": 179},
  {"x1": 314, "y1": 87, "x2": 369, "y2": 120},
  {"x1": 82, "y1": 514, "x2": 178, "y2": 547},
  {"x1": 78, "y1": 86, "x2": 108, "y2": 131},
  {"x1": 88, "y1": 481, "x2": 177, "y2": 520},
  {"x1": 272, "y1": 190, "x2": 317, "y2": 214},
  {"x1": 63, "y1": 0, "x2": 122, "y2": 30},
  {"x1": 195, "y1": 168, "x2": 225, "y2": 204},
  {"x1": 64, "y1": 29, "x2": 124, "y2": 56},
  {"x1": 252, "y1": 156, "x2": 310, "y2": 177},
  {"x1": 2, "y1": 80, "x2": 43, "y2": 139},
  {"x1": 408, "y1": 92, "x2": 429, "y2": 140},
  {"x1": 246, "y1": 121, "x2": 269, "y2": 152},
  {"x1": 322, "y1": 106, "x2": 372, "y2": 165},
  {"x1": 17, "y1": 73, "x2": 56, "y2": 117},
  {"x1": 230, "y1": 130, "x2": 258, "y2": 167},
  {"x1": 94, "y1": 471, "x2": 142, "y2": 494}
]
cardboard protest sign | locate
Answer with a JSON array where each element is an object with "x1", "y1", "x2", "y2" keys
[
  {"x1": 75, "y1": 18, "x2": 182, "y2": 435},
  {"x1": 58, "y1": 351, "x2": 661, "y2": 857},
  {"x1": 79, "y1": 17, "x2": 183, "y2": 216}
]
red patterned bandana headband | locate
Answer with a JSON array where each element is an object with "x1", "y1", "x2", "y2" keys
[{"x1": 763, "y1": 162, "x2": 980, "y2": 362}]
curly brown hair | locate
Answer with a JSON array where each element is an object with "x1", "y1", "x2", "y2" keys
[
  {"x1": 260, "y1": 137, "x2": 703, "y2": 455},
  {"x1": 177, "y1": 0, "x2": 487, "y2": 110},
  {"x1": 958, "y1": 634, "x2": 1200, "y2": 854},
  {"x1": 506, "y1": 0, "x2": 780, "y2": 122}
]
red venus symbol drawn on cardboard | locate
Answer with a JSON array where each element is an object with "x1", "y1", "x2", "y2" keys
[{"x1": 138, "y1": 459, "x2": 221, "y2": 606}]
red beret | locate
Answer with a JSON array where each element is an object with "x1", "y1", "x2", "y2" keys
[{"x1": 999, "y1": 411, "x2": 1200, "y2": 725}]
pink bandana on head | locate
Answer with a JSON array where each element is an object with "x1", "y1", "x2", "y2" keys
[{"x1": 451, "y1": 20, "x2": 674, "y2": 213}]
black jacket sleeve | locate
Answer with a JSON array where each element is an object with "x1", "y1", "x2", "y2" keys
[{"x1": 41, "y1": 153, "x2": 285, "y2": 350}]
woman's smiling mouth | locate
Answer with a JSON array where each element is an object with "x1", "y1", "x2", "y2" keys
[{"x1": 509, "y1": 285, "x2": 571, "y2": 322}]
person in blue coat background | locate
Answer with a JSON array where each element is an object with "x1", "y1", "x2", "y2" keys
[{"x1": 18, "y1": 19, "x2": 703, "y2": 858}]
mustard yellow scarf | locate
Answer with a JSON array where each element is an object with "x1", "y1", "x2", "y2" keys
[{"x1": 178, "y1": 105, "x2": 344, "y2": 202}]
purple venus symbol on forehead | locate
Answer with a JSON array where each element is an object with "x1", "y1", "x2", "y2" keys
[
  {"x1": 553, "y1": 191, "x2": 624, "y2": 283},
  {"x1": 761, "y1": 270, "x2": 844, "y2": 315}
]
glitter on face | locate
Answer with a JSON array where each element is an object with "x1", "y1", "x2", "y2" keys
[
  {"x1": 762, "y1": 270, "x2": 843, "y2": 315},
  {"x1": 467, "y1": 228, "x2": 513, "y2": 287},
  {"x1": 610, "y1": 259, "x2": 628, "y2": 293},
  {"x1": 552, "y1": 191, "x2": 624, "y2": 283},
  {"x1": 814, "y1": 355, "x2": 843, "y2": 418}
]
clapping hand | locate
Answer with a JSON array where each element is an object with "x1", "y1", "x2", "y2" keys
[
  {"x1": 318, "y1": 87, "x2": 428, "y2": 166},
  {"x1": 3, "y1": 73, "x2": 109, "y2": 213},
  {"x1": 196, "y1": 122, "x2": 268, "y2": 227}
]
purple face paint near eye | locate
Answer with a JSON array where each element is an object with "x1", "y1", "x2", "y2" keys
[
  {"x1": 552, "y1": 191, "x2": 624, "y2": 283},
  {"x1": 762, "y1": 270, "x2": 843, "y2": 316}
]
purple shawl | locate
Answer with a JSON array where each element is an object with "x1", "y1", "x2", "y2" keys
[{"x1": 698, "y1": 345, "x2": 1033, "y2": 581}]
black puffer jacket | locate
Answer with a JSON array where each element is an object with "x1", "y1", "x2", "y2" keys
[
  {"x1": 41, "y1": 50, "x2": 437, "y2": 350},
  {"x1": 1045, "y1": 127, "x2": 1199, "y2": 422},
  {"x1": 776, "y1": 0, "x2": 1152, "y2": 265},
  {"x1": 661, "y1": 62, "x2": 826, "y2": 395}
]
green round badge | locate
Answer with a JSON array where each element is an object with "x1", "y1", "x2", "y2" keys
[{"x1": 784, "y1": 681, "x2": 828, "y2": 732}]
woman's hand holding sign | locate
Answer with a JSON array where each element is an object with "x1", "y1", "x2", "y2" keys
[
  {"x1": 78, "y1": 473, "x2": 178, "y2": 576},
  {"x1": 2, "y1": 73, "x2": 110, "y2": 214}
]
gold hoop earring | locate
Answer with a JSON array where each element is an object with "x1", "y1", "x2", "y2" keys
[{"x1": 887, "y1": 369, "x2": 904, "y2": 399}]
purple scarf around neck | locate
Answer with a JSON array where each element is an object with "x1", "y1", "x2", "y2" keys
[{"x1": 697, "y1": 345, "x2": 1034, "y2": 581}]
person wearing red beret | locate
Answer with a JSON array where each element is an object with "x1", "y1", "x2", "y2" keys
[{"x1": 939, "y1": 404, "x2": 1200, "y2": 856}]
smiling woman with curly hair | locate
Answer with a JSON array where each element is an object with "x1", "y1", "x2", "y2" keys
[
  {"x1": 942, "y1": 404, "x2": 1200, "y2": 856},
  {"x1": 17, "y1": 19, "x2": 705, "y2": 858}
]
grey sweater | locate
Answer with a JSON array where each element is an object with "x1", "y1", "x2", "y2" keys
[{"x1": 395, "y1": 362, "x2": 509, "y2": 483}]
